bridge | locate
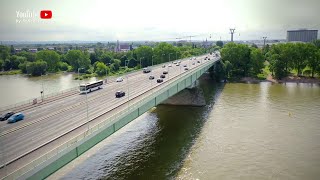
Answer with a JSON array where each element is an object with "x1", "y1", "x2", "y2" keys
[{"x1": 0, "y1": 53, "x2": 220, "y2": 179}]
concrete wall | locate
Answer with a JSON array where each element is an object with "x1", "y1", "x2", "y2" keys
[{"x1": 18, "y1": 61, "x2": 215, "y2": 180}]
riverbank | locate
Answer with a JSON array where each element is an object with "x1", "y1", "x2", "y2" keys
[{"x1": 235, "y1": 75, "x2": 320, "y2": 84}]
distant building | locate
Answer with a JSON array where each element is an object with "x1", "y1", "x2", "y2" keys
[
  {"x1": 202, "y1": 38, "x2": 211, "y2": 48},
  {"x1": 88, "y1": 48, "x2": 95, "y2": 54},
  {"x1": 287, "y1": 29, "x2": 318, "y2": 42},
  {"x1": 15, "y1": 48, "x2": 22, "y2": 53},
  {"x1": 29, "y1": 48, "x2": 37, "y2": 53},
  {"x1": 114, "y1": 40, "x2": 131, "y2": 52}
]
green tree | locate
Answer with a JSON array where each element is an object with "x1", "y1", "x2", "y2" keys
[
  {"x1": 306, "y1": 44, "x2": 319, "y2": 77},
  {"x1": 3, "y1": 59, "x2": 11, "y2": 71},
  {"x1": 0, "y1": 59, "x2": 3, "y2": 70},
  {"x1": 224, "y1": 60, "x2": 232, "y2": 78},
  {"x1": 26, "y1": 60, "x2": 47, "y2": 76},
  {"x1": 250, "y1": 48, "x2": 264, "y2": 75},
  {"x1": 128, "y1": 58, "x2": 137, "y2": 68},
  {"x1": 291, "y1": 43, "x2": 308, "y2": 76},
  {"x1": 134, "y1": 46, "x2": 153, "y2": 67},
  {"x1": 221, "y1": 43, "x2": 251, "y2": 77},
  {"x1": 216, "y1": 41, "x2": 223, "y2": 48},
  {"x1": 36, "y1": 50, "x2": 60, "y2": 72},
  {"x1": 95, "y1": 61, "x2": 108, "y2": 76},
  {"x1": 19, "y1": 61, "x2": 28, "y2": 73},
  {"x1": 8, "y1": 55, "x2": 26, "y2": 70},
  {"x1": 66, "y1": 50, "x2": 91, "y2": 71},
  {"x1": 17, "y1": 51, "x2": 36, "y2": 62},
  {"x1": 111, "y1": 59, "x2": 121, "y2": 71},
  {"x1": 58, "y1": 62, "x2": 70, "y2": 71},
  {"x1": 100, "y1": 52, "x2": 112, "y2": 65},
  {"x1": 0, "y1": 45, "x2": 10, "y2": 60}
]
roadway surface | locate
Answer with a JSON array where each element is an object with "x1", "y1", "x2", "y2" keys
[{"x1": 0, "y1": 53, "x2": 219, "y2": 177}]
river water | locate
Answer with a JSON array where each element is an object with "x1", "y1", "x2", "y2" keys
[
  {"x1": 0, "y1": 73, "x2": 99, "y2": 107},
  {"x1": 47, "y1": 78, "x2": 320, "y2": 180}
]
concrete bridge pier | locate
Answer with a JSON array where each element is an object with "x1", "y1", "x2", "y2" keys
[{"x1": 161, "y1": 80, "x2": 206, "y2": 107}]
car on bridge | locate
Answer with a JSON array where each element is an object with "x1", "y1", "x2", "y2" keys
[
  {"x1": 7, "y1": 112, "x2": 24, "y2": 123},
  {"x1": 176, "y1": 63, "x2": 180, "y2": 66},
  {"x1": 197, "y1": 61, "x2": 200, "y2": 63},
  {"x1": 160, "y1": 74, "x2": 165, "y2": 78},
  {"x1": 162, "y1": 65, "x2": 166, "y2": 68},
  {"x1": 149, "y1": 75, "x2": 155, "y2": 80},
  {"x1": 157, "y1": 78, "x2": 163, "y2": 83},
  {"x1": 0, "y1": 111, "x2": 14, "y2": 121},
  {"x1": 116, "y1": 77, "x2": 124, "y2": 82},
  {"x1": 163, "y1": 71, "x2": 168, "y2": 74},
  {"x1": 115, "y1": 91, "x2": 125, "y2": 98},
  {"x1": 143, "y1": 68, "x2": 151, "y2": 73},
  {"x1": 168, "y1": 64, "x2": 172, "y2": 67},
  {"x1": 183, "y1": 64, "x2": 187, "y2": 67},
  {"x1": 184, "y1": 67, "x2": 189, "y2": 71},
  {"x1": 192, "y1": 62, "x2": 195, "y2": 65}
]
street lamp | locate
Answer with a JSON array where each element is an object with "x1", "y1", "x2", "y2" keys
[
  {"x1": 78, "y1": 67, "x2": 89, "y2": 133},
  {"x1": 168, "y1": 53, "x2": 173, "y2": 79},
  {"x1": 78, "y1": 67, "x2": 84, "y2": 87},
  {"x1": 140, "y1": 57, "x2": 144, "y2": 69},
  {"x1": 41, "y1": 72, "x2": 44, "y2": 102}
]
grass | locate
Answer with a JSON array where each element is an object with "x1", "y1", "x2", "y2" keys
[{"x1": 0, "y1": 70, "x2": 22, "y2": 75}]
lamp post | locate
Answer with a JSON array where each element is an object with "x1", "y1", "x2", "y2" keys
[
  {"x1": 151, "y1": 56, "x2": 156, "y2": 91},
  {"x1": 140, "y1": 57, "x2": 144, "y2": 69},
  {"x1": 41, "y1": 73, "x2": 44, "y2": 102},
  {"x1": 78, "y1": 67, "x2": 89, "y2": 133},
  {"x1": 126, "y1": 75, "x2": 129, "y2": 111},
  {"x1": 168, "y1": 53, "x2": 173, "y2": 79}
]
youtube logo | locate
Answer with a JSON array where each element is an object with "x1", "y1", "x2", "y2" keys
[{"x1": 40, "y1": 10, "x2": 52, "y2": 19}]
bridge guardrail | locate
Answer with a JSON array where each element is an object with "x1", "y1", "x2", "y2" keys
[{"x1": 2, "y1": 56, "x2": 215, "y2": 180}]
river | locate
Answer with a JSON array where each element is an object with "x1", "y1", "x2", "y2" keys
[
  {"x1": 45, "y1": 78, "x2": 320, "y2": 180},
  {"x1": 0, "y1": 73, "x2": 99, "y2": 108}
]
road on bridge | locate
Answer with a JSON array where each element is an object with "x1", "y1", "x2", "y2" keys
[{"x1": 0, "y1": 53, "x2": 220, "y2": 177}]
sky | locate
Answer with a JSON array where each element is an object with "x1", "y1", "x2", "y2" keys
[{"x1": 0, "y1": 0, "x2": 319, "y2": 42}]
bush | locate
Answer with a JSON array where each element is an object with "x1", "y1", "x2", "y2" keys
[{"x1": 58, "y1": 62, "x2": 69, "y2": 71}]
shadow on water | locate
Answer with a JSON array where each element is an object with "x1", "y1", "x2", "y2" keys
[
  {"x1": 60, "y1": 78, "x2": 225, "y2": 180},
  {"x1": 102, "y1": 79, "x2": 225, "y2": 180}
]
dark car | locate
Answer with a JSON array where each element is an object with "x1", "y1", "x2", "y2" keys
[
  {"x1": 157, "y1": 78, "x2": 163, "y2": 83},
  {"x1": 115, "y1": 91, "x2": 125, "y2": 98},
  {"x1": 183, "y1": 64, "x2": 187, "y2": 67},
  {"x1": 163, "y1": 71, "x2": 168, "y2": 74},
  {"x1": 160, "y1": 74, "x2": 165, "y2": 78},
  {"x1": 149, "y1": 75, "x2": 155, "y2": 80},
  {"x1": 184, "y1": 67, "x2": 189, "y2": 71},
  {"x1": 197, "y1": 61, "x2": 200, "y2": 63},
  {"x1": 0, "y1": 112, "x2": 14, "y2": 121}
]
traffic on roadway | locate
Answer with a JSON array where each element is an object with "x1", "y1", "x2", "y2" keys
[{"x1": 0, "y1": 52, "x2": 220, "y2": 173}]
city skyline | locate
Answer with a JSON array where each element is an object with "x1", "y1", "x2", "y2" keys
[{"x1": 0, "y1": 0, "x2": 319, "y2": 41}]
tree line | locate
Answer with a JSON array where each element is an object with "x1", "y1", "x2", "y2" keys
[
  {"x1": 215, "y1": 40, "x2": 320, "y2": 81},
  {"x1": 266, "y1": 41, "x2": 320, "y2": 79},
  {"x1": 0, "y1": 42, "x2": 217, "y2": 77}
]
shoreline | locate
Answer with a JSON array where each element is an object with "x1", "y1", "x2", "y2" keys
[{"x1": 237, "y1": 75, "x2": 320, "y2": 84}]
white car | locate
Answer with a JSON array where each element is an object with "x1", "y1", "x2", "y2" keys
[
  {"x1": 116, "y1": 77, "x2": 123, "y2": 82},
  {"x1": 162, "y1": 64, "x2": 166, "y2": 68},
  {"x1": 168, "y1": 64, "x2": 172, "y2": 67},
  {"x1": 178, "y1": 61, "x2": 181, "y2": 63}
]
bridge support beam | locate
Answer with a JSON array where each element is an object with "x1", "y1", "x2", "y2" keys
[{"x1": 161, "y1": 80, "x2": 205, "y2": 106}]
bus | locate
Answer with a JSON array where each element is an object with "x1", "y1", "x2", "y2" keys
[{"x1": 79, "y1": 80, "x2": 103, "y2": 94}]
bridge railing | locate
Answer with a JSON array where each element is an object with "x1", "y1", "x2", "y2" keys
[{"x1": 2, "y1": 57, "x2": 215, "y2": 180}]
